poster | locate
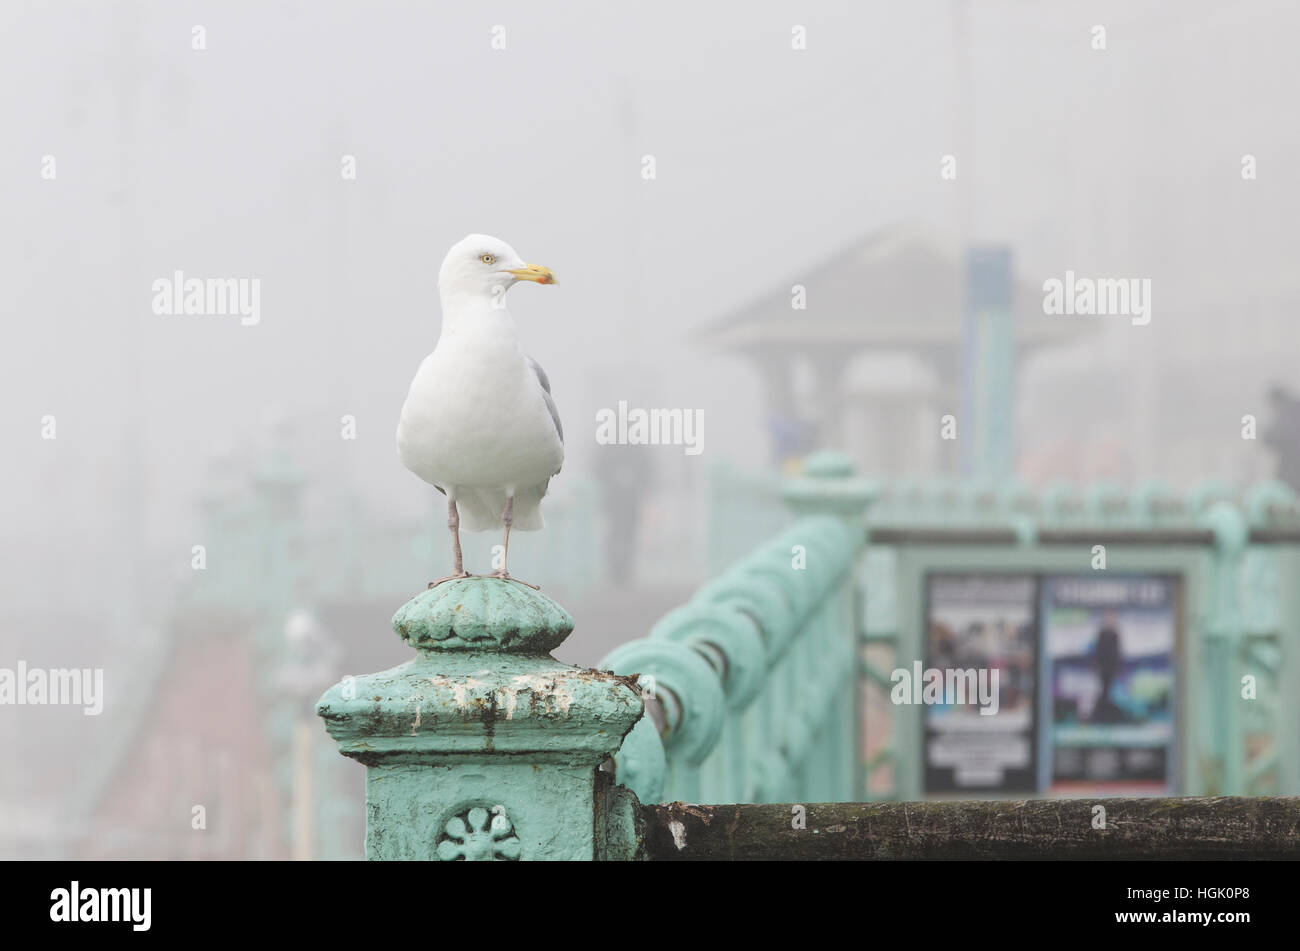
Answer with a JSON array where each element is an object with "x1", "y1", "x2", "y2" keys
[
  {"x1": 1039, "y1": 575, "x2": 1178, "y2": 795},
  {"x1": 923, "y1": 575, "x2": 1038, "y2": 794}
]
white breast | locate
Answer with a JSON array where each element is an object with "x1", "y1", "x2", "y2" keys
[{"x1": 396, "y1": 311, "x2": 563, "y2": 493}]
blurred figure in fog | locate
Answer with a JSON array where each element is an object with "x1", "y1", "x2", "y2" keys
[
  {"x1": 595, "y1": 444, "x2": 655, "y2": 584},
  {"x1": 1263, "y1": 384, "x2": 1300, "y2": 493}
]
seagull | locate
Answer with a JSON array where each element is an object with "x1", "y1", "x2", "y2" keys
[{"x1": 397, "y1": 234, "x2": 564, "y2": 588}]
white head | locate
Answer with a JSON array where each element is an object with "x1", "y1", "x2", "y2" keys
[{"x1": 437, "y1": 234, "x2": 556, "y2": 304}]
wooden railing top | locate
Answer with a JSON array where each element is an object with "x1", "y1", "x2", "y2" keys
[{"x1": 642, "y1": 797, "x2": 1300, "y2": 861}]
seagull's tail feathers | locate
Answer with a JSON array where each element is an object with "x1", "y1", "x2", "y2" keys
[
  {"x1": 455, "y1": 490, "x2": 502, "y2": 532},
  {"x1": 455, "y1": 482, "x2": 549, "y2": 532}
]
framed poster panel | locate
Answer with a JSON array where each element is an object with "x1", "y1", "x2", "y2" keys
[
  {"x1": 1038, "y1": 574, "x2": 1180, "y2": 795},
  {"x1": 922, "y1": 574, "x2": 1039, "y2": 794}
]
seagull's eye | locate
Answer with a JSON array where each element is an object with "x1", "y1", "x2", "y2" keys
[{"x1": 479, "y1": 253, "x2": 495, "y2": 265}]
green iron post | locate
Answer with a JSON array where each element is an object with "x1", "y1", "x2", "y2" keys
[
  {"x1": 783, "y1": 450, "x2": 876, "y2": 801},
  {"x1": 1203, "y1": 502, "x2": 1248, "y2": 795},
  {"x1": 316, "y1": 578, "x2": 644, "y2": 860}
]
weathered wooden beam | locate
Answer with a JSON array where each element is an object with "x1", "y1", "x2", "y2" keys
[
  {"x1": 868, "y1": 528, "x2": 1020, "y2": 545},
  {"x1": 867, "y1": 527, "x2": 1224, "y2": 546},
  {"x1": 1037, "y1": 529, "x2": 1216, "y2": 546},
  {"x1": 1247, "y1": 527, "x2": 1300, "y2": 544},
  {"x1": 642, "y1": 797, "x2": 1300, "y2": 860}
]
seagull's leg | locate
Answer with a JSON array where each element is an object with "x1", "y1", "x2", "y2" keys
[
  {"x1": 428, "y1": 495, "x2": 472, "y2": 588},
  {"x1": 451, "y1": 497, "x2": 465, "y2": 574},
  {"x1": 489, "y1": 494, "x2": 539, "y2": 589},
  {"x1": 500, "y1": 497, "x2": 512, "y2": 571}
]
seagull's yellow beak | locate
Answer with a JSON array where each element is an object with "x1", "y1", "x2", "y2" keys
[{"x1": 507, "y1": 263, "x2": 557, "y2": 285}]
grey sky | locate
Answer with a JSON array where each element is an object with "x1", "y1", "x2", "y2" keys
[{"x1": 3, "y1": 0, "x2": 1298, "y2": 617}]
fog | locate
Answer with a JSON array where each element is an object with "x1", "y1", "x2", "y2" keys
[{"x1": 2, "y1": 0, "x2": 1297, "y2": 857}]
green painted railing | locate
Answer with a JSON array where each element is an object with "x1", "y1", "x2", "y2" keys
[
  {"x1": 313, "y1": 457, "x2": 873, "y2": 859},
  {"x1": 854, "y1": 476, "x2": 1300, "y2": 801},
  {"x1": 601, "y1": 456, "x2": 873, "y2": 805},
  {"x1": 709, "y1": 461, "x2": 1300, "y2": 801},
  {"x1": 313, "y1": 452, "x2": 1300, "y2": 859},
  {"x1": 601, "y1": 517, "x2": 856, "y2": 804}
]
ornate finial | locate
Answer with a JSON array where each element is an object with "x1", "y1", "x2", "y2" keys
[
  {"x1": 801, "y1": 450, "x2": 856, "y2": 478},
  {"x1": 392, "y1": 576, "x2": 574, "y2": 654}
]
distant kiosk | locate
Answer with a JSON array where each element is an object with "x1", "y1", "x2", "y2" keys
[{"x1": 696, "y1": 226, "x2": 1083, "y2": 477}]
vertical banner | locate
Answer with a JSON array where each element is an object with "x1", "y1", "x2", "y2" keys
[
  {"x1": 923, "y1": 575, "x2": 1038, "y2": 794},
  {"x1": 1039, "y1": 575, "x2": 1178, "y2": 794}
]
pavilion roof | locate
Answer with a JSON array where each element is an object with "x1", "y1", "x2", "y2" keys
[{"x1": 697, "y1": 225, "x2": 1085, "y2": 355}]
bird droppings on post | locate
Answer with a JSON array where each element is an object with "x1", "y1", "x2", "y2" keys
[
  {"x1": 411, "y1": 671, "x2": 587, "y2": 720},
  {"x1": 669, "y1": 821, "x2": 687, "y2": 851},
  {"x1": 501, "y1": 685, "x2": 519, "y2": 720}
]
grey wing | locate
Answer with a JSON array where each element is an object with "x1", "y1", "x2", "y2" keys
[{"x1": 527, "y1": 355, "x2": 564, "y2": 444}]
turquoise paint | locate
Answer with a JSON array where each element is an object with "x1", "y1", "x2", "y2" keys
[
  {"x1": 313, "y1": 452, "x2": 1300, "y2": 858},
  {"x1": 317, "y1": 577, "x2": 643, "y2": 860},
  {"x1": 603, "y1": 456, "x2": 871, "y2": 806},
  {"x1": 711, "y1": 461, "x2": 1300, "y2": 801}
]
